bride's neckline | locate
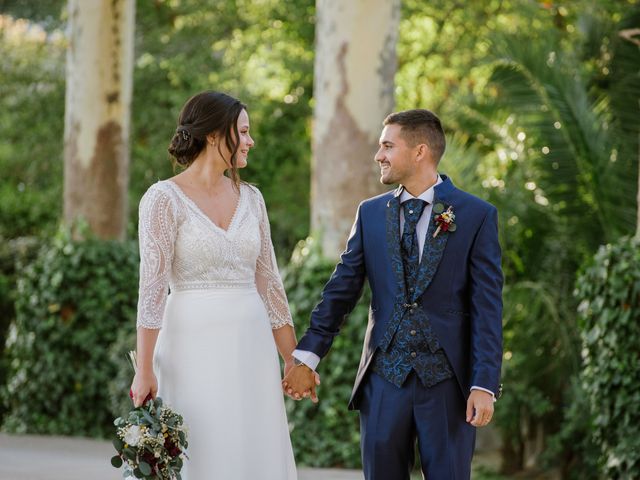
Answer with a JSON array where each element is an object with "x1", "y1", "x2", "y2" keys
[{"x1": 165, "y1": 179, "x2": 244, "y2": 235}]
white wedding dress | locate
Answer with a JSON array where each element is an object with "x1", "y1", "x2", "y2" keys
[{"x1": 136, "y1": 180, "x2": 297, "y2": 479}]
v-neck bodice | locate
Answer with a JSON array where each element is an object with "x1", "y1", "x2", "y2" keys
[
  {"x1": 165, "y1": 180, "x2": 243, "y2": 235},
  {"x1": 135, "y1": 180, "x2": 294, "y2": 331}
]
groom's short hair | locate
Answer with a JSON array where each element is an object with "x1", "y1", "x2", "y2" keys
[{"x1": 384, "y1": 109, "x2": 446, "y2": 163}]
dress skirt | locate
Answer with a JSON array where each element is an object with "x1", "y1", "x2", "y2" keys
[{"x1": 154, "y1": 286, "x2": 297, "y2": 479}]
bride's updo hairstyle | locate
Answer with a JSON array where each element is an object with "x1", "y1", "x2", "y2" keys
[{"x1": 168, "y1": 91, "x2": 247, "y2": 187}]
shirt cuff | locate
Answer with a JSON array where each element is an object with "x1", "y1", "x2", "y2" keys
[
  {"x1": 471, "y1": 385, "x2": 496, "y2": 401},
  {"x1": 292, "y1": 349, "x2": 321, "y2": 371}
]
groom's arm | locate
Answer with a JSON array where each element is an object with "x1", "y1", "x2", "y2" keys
[
  {"x1": 284, "y1": 203, "x2": 367, "y2": 399},
  {"x1": 468, "y1": 206, "x2": 503, "y2": 395},
  {"x1": 296, "y1": 202, "x2": 367, "y2": 360}
]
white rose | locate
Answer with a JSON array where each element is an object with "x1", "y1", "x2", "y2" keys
[{"x1": 124, "y1": 425, "x2": 143, "y2": 447}]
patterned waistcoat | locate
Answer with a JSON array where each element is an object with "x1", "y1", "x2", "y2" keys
[{"x1": 371, "y1": 196, "x2": 454, "y2": 388}]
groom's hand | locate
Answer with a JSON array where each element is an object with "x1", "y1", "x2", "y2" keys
[
  {"x1": 466, "y1": 390, "x2": 494, "y2": 427},
  {"x1": 282, "y1": 364, "x2": 319, "y2": 403}
]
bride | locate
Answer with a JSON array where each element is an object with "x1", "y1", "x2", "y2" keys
[{"x1": 130, "y1": 91, "x2": 307, "y2": 479}]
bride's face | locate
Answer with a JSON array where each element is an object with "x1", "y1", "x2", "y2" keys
[
  {"x1": 207, "y1": 109, "x2": 254, "y2": 169},
  {"x1": 234, "y1": 109, "x2": 253, "y2": 168}
]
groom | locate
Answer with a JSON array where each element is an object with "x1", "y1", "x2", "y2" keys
[{"x1": 283, "y1": 109, "x2": 503, "y2": 479}]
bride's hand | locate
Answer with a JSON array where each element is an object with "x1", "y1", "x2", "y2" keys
[
  {"x1": 282, "y1": 358, "x2": 321, "y2": 402},
  {"x1": 130, "y1": 370, "x2": 158, "y2": 407},
  {"x1": 283, "y1": 359, "x2": 296, "y2": 399}
]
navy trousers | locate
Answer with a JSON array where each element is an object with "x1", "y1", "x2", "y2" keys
[{"x1": 359, "y1": 371, "x2": 475, "y2": 479}]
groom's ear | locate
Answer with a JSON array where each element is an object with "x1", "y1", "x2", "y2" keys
[{"x1": 415, "y1": 143, "x2": 429, "y2": 162}]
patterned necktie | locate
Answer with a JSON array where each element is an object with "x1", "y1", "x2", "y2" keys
[{"x1": 401, "y1": 198, "x2": 427, "y2": 289}]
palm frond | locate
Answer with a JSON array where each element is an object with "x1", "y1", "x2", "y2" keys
[{"x1": 486, "y1": 26, "x2": 637, "y2": 239}]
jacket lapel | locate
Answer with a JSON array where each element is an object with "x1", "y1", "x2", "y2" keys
[
  {"x1": 411, "y1": 176, "x2": 455, "y2": 301},
  {"x1": 385, "y1": 188, "x2": 406, "y2": 300},
  {"x1": 379, "y1": 188, "x2": 409, "y2": 351}
]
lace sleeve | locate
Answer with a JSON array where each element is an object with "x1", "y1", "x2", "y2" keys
[
  {"x1": 136, "y1": 185, "x2": 178, "y2": 329},
  {"x1": 253, "y1": 188, "x2": 294, "y2": 329}
]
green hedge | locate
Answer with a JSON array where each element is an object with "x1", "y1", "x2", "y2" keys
[
  {"x1": 575, "y1": 236, "x2": 640, "y2": 478},
  {"x1": 0, "y1": 236, "x2": 40, "y2": 423},
  {"x1": 283, "y1": 237, "x2": 369, "y2": 468},
  {"x1": 1, "y1": 231, "x2": 139, "y2": 437},
  {"x1": 108, "y1": 327, "x2": 137, "y2": 420}
]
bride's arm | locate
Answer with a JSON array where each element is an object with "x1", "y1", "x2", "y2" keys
[
  {"x1": 132, "y1": 327, "x2": 160, "y2": 406},
  {"x1": 253, "y1": 187, "x2": 294, "y2": 327},
  {"x1": 251, "y1": 187, "x2": 321, "y2": 398},
  {"x1": 130, "y1": 185, "x2": 177, "y2": 406},
  {"x1": 272, "y1": 324, "x2": 297, "y2": 373},
  {"x1": 252, "y1": 188, "x2": 295, "y2": 355}
]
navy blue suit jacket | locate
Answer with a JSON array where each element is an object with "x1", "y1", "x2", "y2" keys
[{"x1": 297, "y1": 175, "x2": 503, "y2": 409}]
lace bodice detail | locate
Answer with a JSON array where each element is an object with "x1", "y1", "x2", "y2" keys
[{"x1": 136, "y1": 180, "x2": 294, "y2": 330}]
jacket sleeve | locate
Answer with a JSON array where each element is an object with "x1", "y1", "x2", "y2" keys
[
  {"x1": 468, "y1": 206, "x2": 503, "y2": 394},
  {"x1": 296, "y1": 203, "x2": 367, "y2": 358}
]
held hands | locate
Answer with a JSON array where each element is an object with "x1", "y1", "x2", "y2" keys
[
  {"x1": 282, "y1": 362, "x2": 320, "y2": 403},
  {"x1": 130, "y1": 370, "x2": 158, "y2": 408},
  {"x1": 466, "y1": 389, "x2": 494, "y2": 427}
]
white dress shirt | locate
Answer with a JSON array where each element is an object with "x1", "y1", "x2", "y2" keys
[{"x1": 293, "y1": 175, "x2": 494, "y2": 398}]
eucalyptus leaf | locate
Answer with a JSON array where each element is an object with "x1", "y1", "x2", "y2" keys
[
  {"x1": 123, "y1": 448, "x2": 136, "y2": 461},
  {"x1": 139, "y1": 461, "x2": 152, "y2": 476},
  {"x1": 142, "y1": 409, "x2": 157, "y2": 425}
]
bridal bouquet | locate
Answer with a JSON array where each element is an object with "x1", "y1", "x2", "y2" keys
[{"x1": 111, "y1": 352, "x2": 188, "y2": 479}]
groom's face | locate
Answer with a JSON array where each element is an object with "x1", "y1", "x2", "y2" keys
[{"x1": 375, "y1": 124, "x2": 416, "y2": 185}]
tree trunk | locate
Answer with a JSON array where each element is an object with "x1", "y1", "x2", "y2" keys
[
  {"x1": 311, "y1": 0, "x2": 400, "y2": 258},
  {"x1": 63, "y1": 0, "x2": 135, "y2": 240}
]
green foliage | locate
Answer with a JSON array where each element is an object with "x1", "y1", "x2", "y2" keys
[
  {"x1": 575, "y1": 236, "x2": 640, "y2": 479},
  {"x1": 542, "y1": 378, "x2": 600, "y2": 480},
  {"x1": 471, "y1": 467, "x2": 510, "y2": 480},
  {"x1": 449, "y1": 3, "x2": 639, "y2": 473},
  {"x1": 1, "y1": 230, "x2": 139, "y2": 437},
  {"x1": 0, "y1": 16, "x2": 65, "y2": 239},
  {"x1": 283, "y1": 237, "x2": 369, "y2": 468},
  {"x1": 0, "y1": 0, "x2": 313, "y2": 258},
  {"x1": 112, "y1": 397, "x2": 188, "y2": 480},
  {"x1": 0, "y1": 236, "x2": 40, "y2": 423},
  {"x1": 486, "y1": 29, "x2": 636, "y2": 239},
  {"x1": 0, "y1": 2, "x2": 637, "y2": 477},
  {"x1": 129, "y1": 0, "x2": 314, "y2": 258},
  {"x1": 496, "y1": 281, "x2": 579, "y2": 473},
  {"x1": 108, "y1": 327, "x2": 137, "y2": 421},
  {"x1": 0, "y1": 0, "x2": 65, "y2": 28}
]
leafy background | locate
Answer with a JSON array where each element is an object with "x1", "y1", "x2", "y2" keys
[{"x1": 0, "y1": 0, "x2": 638, "y2": 478}]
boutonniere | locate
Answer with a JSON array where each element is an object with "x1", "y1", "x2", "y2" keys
[{"x1": 433, "y1": 203, "x2": 457, "y2": 238}]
